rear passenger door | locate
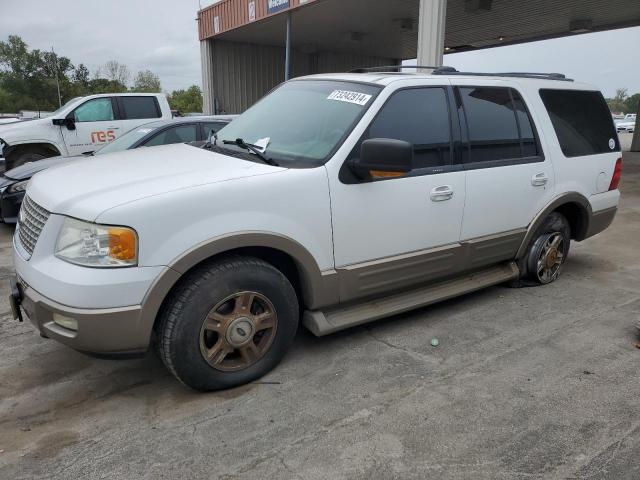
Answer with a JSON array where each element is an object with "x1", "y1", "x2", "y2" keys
[{"x1": 454, "y1": 83, "x2": 555, "y2": 259}]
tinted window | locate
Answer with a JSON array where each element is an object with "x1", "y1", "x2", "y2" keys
[
  {"x1": 459, "y1": 87, "x2": 521, "y2": 163},
  {"x1": 540, "y1": 89, "x2": 620, "y2": 157},
  {"x1": 512, "y1": 90, "x2": 539, "y2": 158},
  {"x1": 73, "y1": 98, "x2": 114, "y2": 122},
  {"x1": 203, "y1": 122, "x2": 228, "y2": 139},
  {"x1": 143, "y1": 125, "x2": 198, "y2": 147},
  {"x1": 366, "y1": 88, "x2": 451, "y2": 169},
  {"x1": 121, "y1": 97, "x2": 161, "y2": 120}
]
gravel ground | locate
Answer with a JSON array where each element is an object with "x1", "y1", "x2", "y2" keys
[{"x1": 0, "y1": 150, "x2": 639, "y2": 479}]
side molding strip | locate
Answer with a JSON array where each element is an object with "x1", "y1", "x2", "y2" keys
[{"x1": 304, "y1": 261, "x2": 519, "y2": 336}]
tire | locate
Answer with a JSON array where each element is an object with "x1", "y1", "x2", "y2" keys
[
  {"x1": 521, "y1": 212, "x2": 571, "y2": 285},
  {"x1": 157, "y1": 256, "x2": 299, "y2": 391},
  {"x1": 6, "y1": 146, "x2": 52, "y2": 170}
]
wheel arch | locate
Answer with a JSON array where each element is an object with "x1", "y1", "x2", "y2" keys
[
  {"x1": 141, "y1": 232, "x2": 339, "y2": 337},
  {"x1": 516, "y1": 192, "x2": 592, "y2": 260},
  {"x1": 4, "y1": 142, "x2": 62, "y2": 163}
]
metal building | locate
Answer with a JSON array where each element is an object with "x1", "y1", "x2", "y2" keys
[{"x1": 198, "y1": 0, "x2": 640, "y2": 148}]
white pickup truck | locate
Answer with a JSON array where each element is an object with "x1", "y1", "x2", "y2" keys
[{"x1": 0, "y1": 93, "x2": 172, "y2": 169}]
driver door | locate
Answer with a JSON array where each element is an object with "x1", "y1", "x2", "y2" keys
[
  {"x1": 327, "y1": 85, "x2": 466, "y2": 302},
  {"x1": 61, "y1": 97, "x2": 121, "y2": 156}
]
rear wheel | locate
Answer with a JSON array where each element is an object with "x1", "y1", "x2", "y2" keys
[
  {"x1": 522, "y1": 212, "x2": 571, "y2": 285},
  {"x1": 157, "y1": 256, "x2": 299, "y2": 391}
]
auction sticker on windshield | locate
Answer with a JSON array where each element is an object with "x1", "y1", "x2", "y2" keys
[{"x1": 327, "y1": 90, "x2": 372, "y2": 106}]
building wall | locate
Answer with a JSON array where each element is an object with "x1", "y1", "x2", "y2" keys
[{"x1": 205, "y1": 39, "x2": 397, "y2": 114}]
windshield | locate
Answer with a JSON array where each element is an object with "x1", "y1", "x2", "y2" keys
[
  {"x1": 216, "y1": 80, "x2": 381, "y2": 166},
  {"x1": 95, "y1": 123, "x2": 160, "y2": 155}
]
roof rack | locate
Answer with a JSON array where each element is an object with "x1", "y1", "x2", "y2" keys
[
  {"x1": 349, "y1": 65, "x2": 573, "y2": 81},
  {"x1": 431, "y1": 66, "x2": 574, "y2": 81},
  {"x1": 349, "y1": 65, "x2": 447, "y2": 73}
]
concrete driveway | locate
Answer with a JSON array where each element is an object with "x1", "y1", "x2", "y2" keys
[{"x1": 1, "y1": 152, "x2": 639, "y2": 480}]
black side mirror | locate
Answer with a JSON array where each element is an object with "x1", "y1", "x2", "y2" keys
[
  {"x1": 52, "y1": 117, "x2": 76, "y2": 131},
  {"x1": 350, "y1": 138, "x2": 413, "y2": 179}
]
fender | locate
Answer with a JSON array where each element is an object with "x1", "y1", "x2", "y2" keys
[
  {"x1": 516, "y1": 192, "x2": 591, "y2": 259},
  {"x1": 2, "y1": 140, "x2": 65, "y2": 159},
  {"x1": 138, "y1": 231, "x2": 340, "y2": 334}
]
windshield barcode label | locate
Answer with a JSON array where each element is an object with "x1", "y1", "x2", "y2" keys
[{"x1": 327, "y1": 90, "x2": 372, "y2": 106}]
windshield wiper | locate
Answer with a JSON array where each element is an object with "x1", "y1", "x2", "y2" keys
[{"x1": 222, "y1": 138, "x2": 278, "y2": 166}]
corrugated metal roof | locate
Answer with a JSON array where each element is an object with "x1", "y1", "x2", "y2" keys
[{"x1": 198, "y1": 0, "x2": 640, "y2": 58}]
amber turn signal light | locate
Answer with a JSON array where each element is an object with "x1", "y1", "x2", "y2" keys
[{"x1": 108, "y1": 227, "x2": 138, "y2": 261}]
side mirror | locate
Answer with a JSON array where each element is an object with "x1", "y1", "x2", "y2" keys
[
  {"x1": 52, "y1": 117, "x2": 76, "y2": 131},
  {"x1": 350, "y1": 138, "x2": 413, "y2": 179}
]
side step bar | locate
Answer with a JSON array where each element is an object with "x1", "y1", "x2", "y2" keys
[{"x1": 303, "y1": 261, "x2": 519, "y2": 336}]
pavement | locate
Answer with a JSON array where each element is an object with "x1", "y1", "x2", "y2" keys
[{"x1": 1, "y1": 147, "x2": 639, "y2": 479}]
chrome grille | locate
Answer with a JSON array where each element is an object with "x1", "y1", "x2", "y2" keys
[{"x1": 17, "y1": 195, "x2": 50, "y2": 257}]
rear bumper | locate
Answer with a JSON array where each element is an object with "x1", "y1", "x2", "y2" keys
[
  {"x1": 17, "y1": 277, "x2": 150, "y2": 355},
  {"x1": 584, "y1": 206, "x2": 617, "y2": 240}
]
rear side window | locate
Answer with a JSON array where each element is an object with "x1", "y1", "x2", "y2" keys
[
  {"x1": 120, "y1": 97, "x2": 161, "y2": 120},
  {"x1": 367, "y1": 87, "x2": 452, "y2": 169},
  {"x1": 458, "y1": 87, "x2": 540, "y2": 165},
  {"x1": 539, "y1": 89, "x2": 620, "y2": 157}
]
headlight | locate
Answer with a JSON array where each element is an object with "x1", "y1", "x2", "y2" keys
[
  {"x1": 55, "y1": 217, "x2": 138, "y2": 267},
  {"x1": 7, "y1": 180, "x2": 28, "y2": 194}
]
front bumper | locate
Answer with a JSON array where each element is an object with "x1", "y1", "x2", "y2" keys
[{"x1": 12, "y1": 275, "x2": 150, "y2": 355}]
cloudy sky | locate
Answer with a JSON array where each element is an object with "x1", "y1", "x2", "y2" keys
[{"x1": 1, "y1": 0, "x2": 639, "y2": 97}]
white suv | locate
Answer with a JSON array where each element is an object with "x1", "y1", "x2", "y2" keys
[{"x1": 10, "y1": 69, "x2": 622, "y2": 391}]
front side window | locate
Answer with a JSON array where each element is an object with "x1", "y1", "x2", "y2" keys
[
  {"x1": 73, "y1": 98, "x2": 114, "y2": 122},
  {"x1": 120, "y1": 97, "x2": 161, "y2": 120},
  {"x1": 216, "y1": 80, "x2": 381, "y2": 166},
  {"x1": 539, "y1": 89, "x2": 620, "y2": 157},
  {"x1": 363, "y1": 87, "x2": 452, "y2": 170},
  {"x1": 143, "y1": 125, "x2": 198, "y2": 147},
  {"x1": 458, "y1": 87, "x2": 540, "y2": 165}
]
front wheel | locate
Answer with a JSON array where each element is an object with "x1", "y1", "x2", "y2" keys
[
  {"x1": 157, "y1": 256, "x2": 299, "y2": 391},
  {"x1": 523, "y1": 212, "x2": 571, "y2": 285}
]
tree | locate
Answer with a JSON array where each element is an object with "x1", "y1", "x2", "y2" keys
[
  {"x1": 100, "y1": 60, "x2": 130, "y2": 87},
  {"x1": 133, "y1": 70, "x2": 161, "y2": 93},
  {"x1": 168, "y1": 85, "x2": 203, "y2": 113},
  {"x1": 624, "y1": 93, "x2": 640, "y2": 115},
  {"x1": 607, "y1": 88, "x2": 628, "y2": 113}
]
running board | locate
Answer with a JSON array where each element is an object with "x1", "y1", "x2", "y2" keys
[{"x1": 303, "y1": 261, "x2": 519, "y2": 336}]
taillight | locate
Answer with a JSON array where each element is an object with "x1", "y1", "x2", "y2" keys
[{"x1": 609, "y1": 157, "x2": 623, "y2": 191}]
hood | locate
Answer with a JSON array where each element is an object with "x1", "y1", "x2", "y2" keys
[
  {"x1": 4, "y1": 155, "x2": 75, "y2": 180},
  {"x1": 0, "y1": 117, "x2": 56, "y2": 142},
  {"x1": 27, "y1": 143, "x2": 285, "y2": 221}
]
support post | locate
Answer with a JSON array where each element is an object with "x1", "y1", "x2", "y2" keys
[
  {"x1": 631, "y1": 102, "x2": 640, "y2": 152},
  {"x1": 417, "y1": 0, "x2": 447, "y2": 68},
  {"x1": 285, "y1": 12, "x2": 292, "y2": 81},
  {"x1": 200, "y1": 40, "x2": 216, "y2": 115}
]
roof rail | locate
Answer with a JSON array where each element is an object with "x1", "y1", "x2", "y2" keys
[
  {"x1": 432, "y1": 68, "x2": 573, "y2": 82},
  {"x1": 349, "y1": 65, "x2": 453, "y2": 73},
  {"x1": 349, "y1": 65, "x2": 573, "y2": 81}
]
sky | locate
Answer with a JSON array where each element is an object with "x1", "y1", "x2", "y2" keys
[{"x1": 1, "y1": 0, "x2": 639, "y2": 97}]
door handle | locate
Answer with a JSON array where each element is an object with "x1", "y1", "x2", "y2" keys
[
  {"x1": 430, "y1": 185, "x2": 454, "y2": 202},
  {"x1": 532, "y1": 172, "x2": 549, "y2": 187}
]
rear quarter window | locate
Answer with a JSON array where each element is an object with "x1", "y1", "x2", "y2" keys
[{"x1": 539, "y1": 89, "x2": 620, "y2": 157}]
